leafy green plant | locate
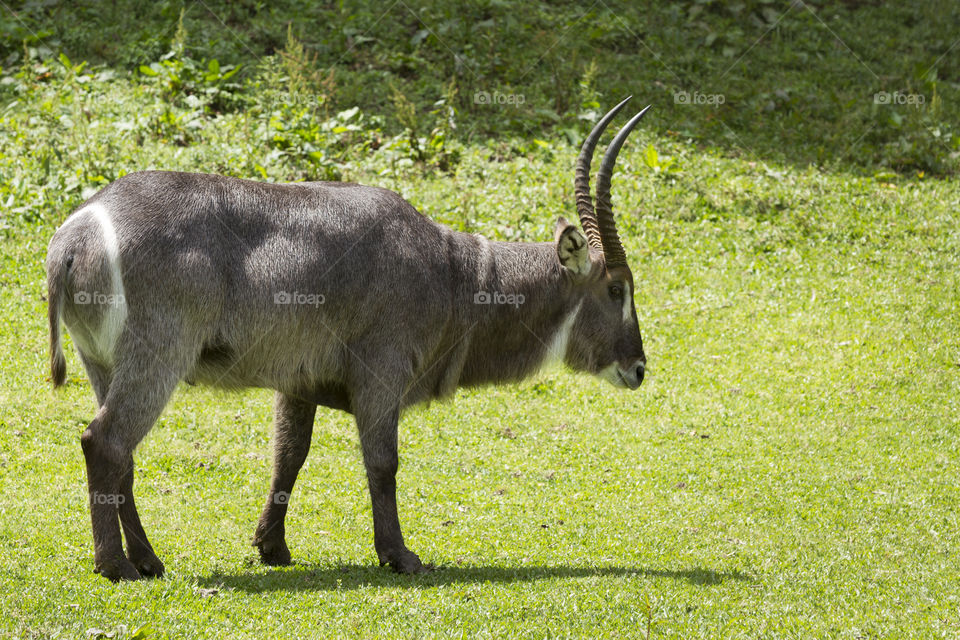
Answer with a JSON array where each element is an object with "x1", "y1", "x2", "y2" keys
[
  {"x1": 388, "y1": 80, "x2": 461, "y2": 173},
  {"x1": 872, "y1": 67, "x2": 959, "y2": 175},
  {"x1": 137, "y1": 11, "x2": 242, "y2": 114},
  {"x1": 264, "y1": 105, "x2": 372, "y2": 181},
  {"x1": 642, "y1": 143, "x2": 679, "y2": 175}
]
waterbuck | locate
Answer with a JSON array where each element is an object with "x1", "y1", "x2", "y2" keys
[{"x1": 46, "y1": 98, "x2": 648, "y2": 581}]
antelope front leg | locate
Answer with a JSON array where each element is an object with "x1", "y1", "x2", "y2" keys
[
  {"x1": 254, "y1": 393, "x2": 317, "y2": 566},
  {"x1": 357, "y1": 406, "x2": 428, "y2": 574}
]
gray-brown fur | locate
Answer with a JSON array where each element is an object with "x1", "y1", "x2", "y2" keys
[{"x1": 46, "y1": 103, "x2": 647, "y2": 580}]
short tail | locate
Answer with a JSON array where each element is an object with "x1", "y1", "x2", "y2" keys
[{"x1": 48, "y1": 253, "x2": 68, "y2": 387}]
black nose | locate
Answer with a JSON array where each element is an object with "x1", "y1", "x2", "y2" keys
[{"x1": 635, "y1": 363, "x2": 645, "y2": 385}]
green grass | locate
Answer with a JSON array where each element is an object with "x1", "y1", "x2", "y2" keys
[
  {"x1": 3, "y1": 143, "x2": 959, "y2": 638},
  {"x1": 3, "y1": 0, "x2": 960, "y2": 177},
  {"x1": 1, "y1": 2, "x2": 960, "y2": 638}
]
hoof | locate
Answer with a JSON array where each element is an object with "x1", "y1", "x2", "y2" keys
[
  {"x1": 95, "y1": 557, "x2": 141, "y2": 582},
  {"x1": 381, "y1": 549, "x2": 432, "y2": 575},
  {"x1": 256, "y1": 539, "x2": 292, "y2": 566},
  {"x1": 129, "y1": 551, "x2": 165, "y2": 578}
]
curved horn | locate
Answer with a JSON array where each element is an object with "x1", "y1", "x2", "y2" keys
[
  {"x1": 594, "y1": 105, "x2": 651, "y2": 268},
  {"x1": 574, "y1": 96, "x2": 632, "y2": 250}
]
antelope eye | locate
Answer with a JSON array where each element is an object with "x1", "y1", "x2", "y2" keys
[{"x1": 608, "y1": 283, "x2": 623, "y2": 300}]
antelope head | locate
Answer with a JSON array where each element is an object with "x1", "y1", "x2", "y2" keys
[{"x1": 556, "y1": 97, "x2": 648, "y2": 390}]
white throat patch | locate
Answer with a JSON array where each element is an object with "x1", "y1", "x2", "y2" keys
[{"x1": 543, "y1": 301, "x2": 582, "y2": 368}]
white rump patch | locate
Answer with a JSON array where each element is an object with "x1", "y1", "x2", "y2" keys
[
  {"x1": 542, "y1": 302, "x2": 582, "y2": 368},
  {"x1": 71, "y1": 203, "x2": 128, "y2": 365}
]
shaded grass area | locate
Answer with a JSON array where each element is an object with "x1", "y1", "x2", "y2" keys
[{"x1": 2, "y1": 0, "x2": 959, "y2": 176}]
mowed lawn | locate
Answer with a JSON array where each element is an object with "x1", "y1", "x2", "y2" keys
[{"x1": 0, "y1": 135, "x2": 958, "y2": 638}]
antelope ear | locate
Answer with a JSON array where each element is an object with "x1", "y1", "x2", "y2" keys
[{"x1": 555, "y1": 217, "x2": 591, "y2": 277}]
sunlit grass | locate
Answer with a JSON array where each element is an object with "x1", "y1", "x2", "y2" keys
[{"x1": 1, "y1": 134, "x2": 958, "y2": 637}]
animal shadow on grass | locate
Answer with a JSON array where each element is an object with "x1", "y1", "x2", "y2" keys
[{"x1": 198, "y1": 563, "x2": 754, "y2": 593}]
